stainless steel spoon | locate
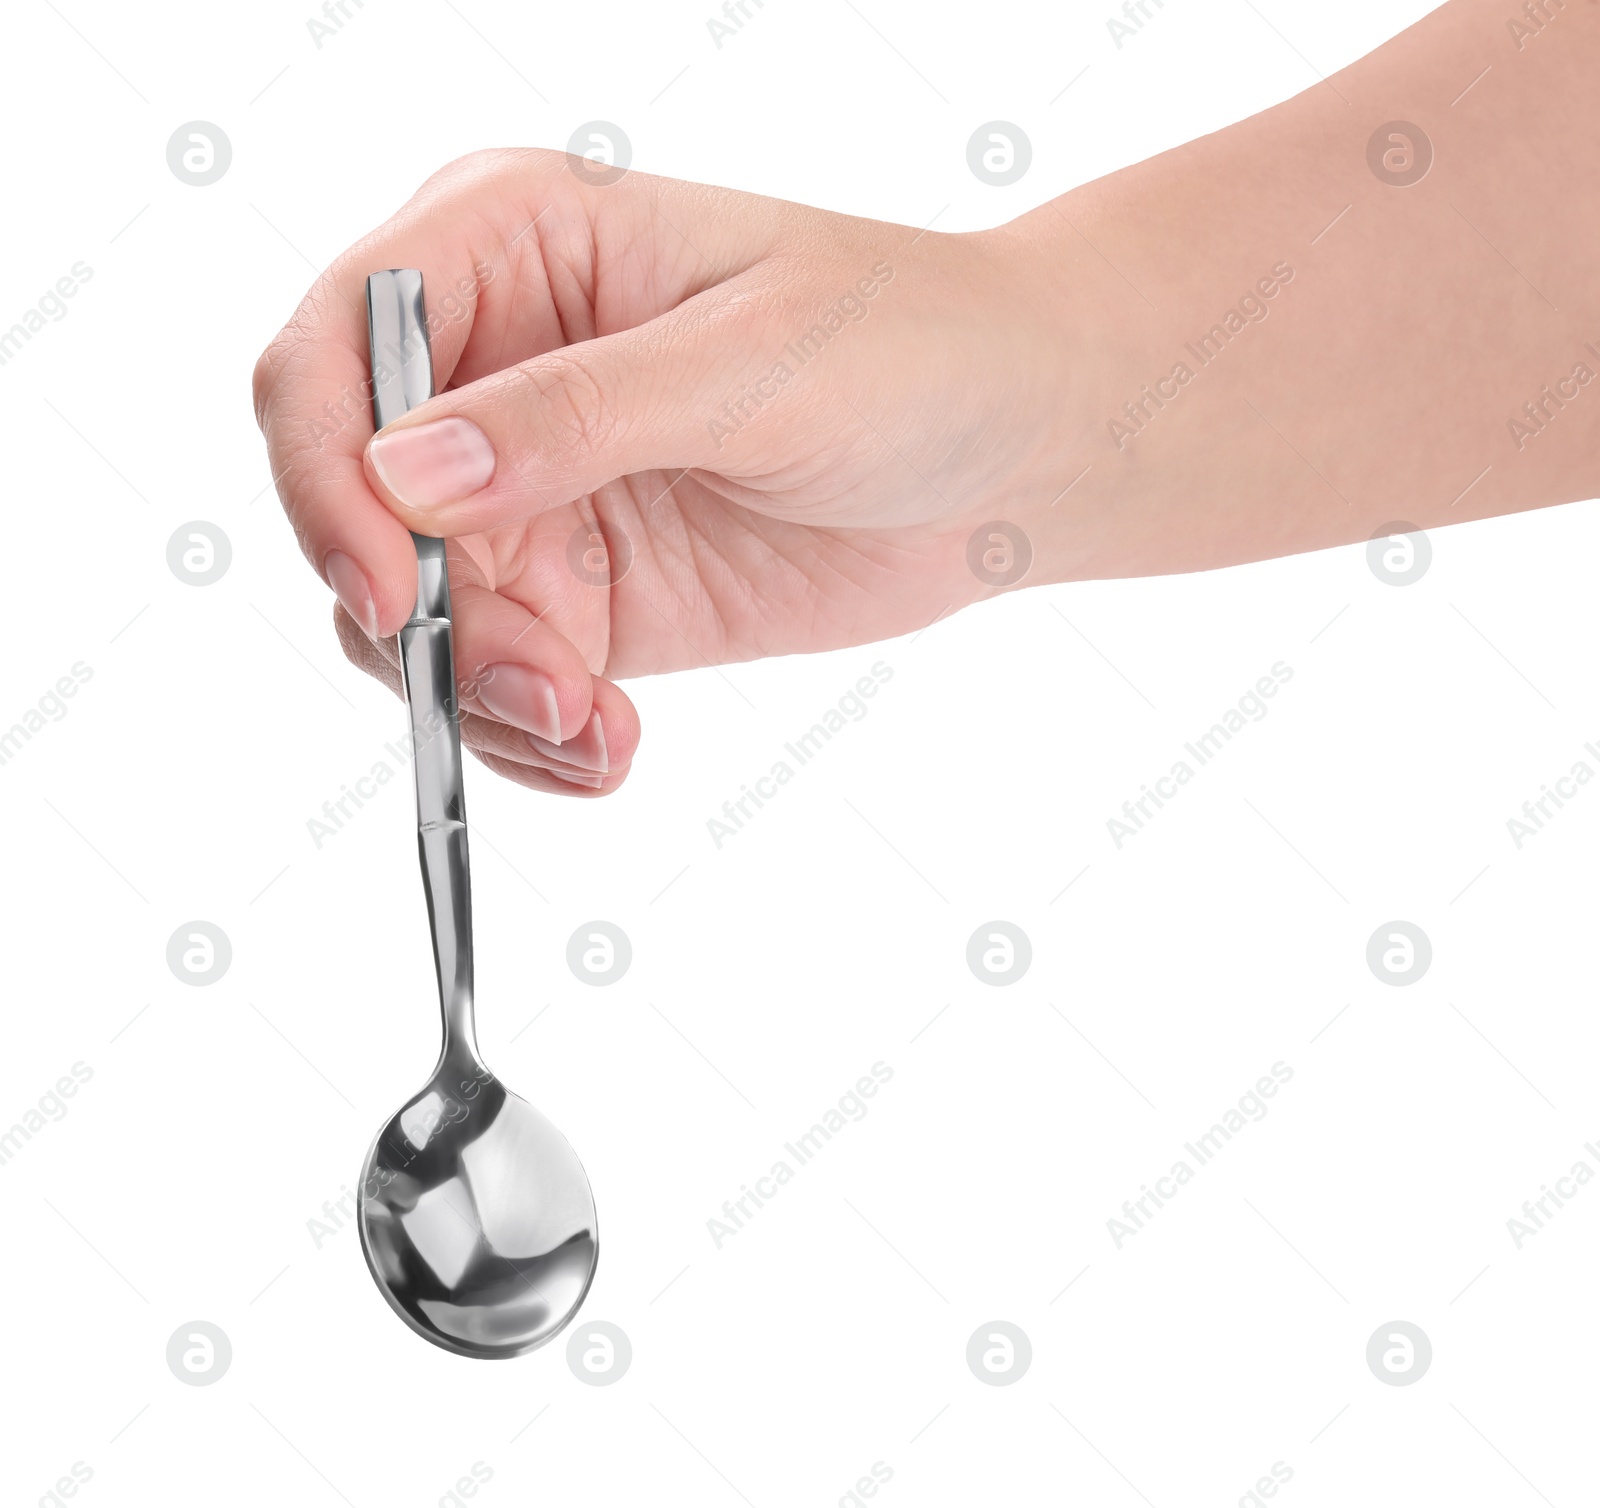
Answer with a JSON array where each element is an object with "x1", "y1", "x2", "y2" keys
[{"x1": 356, "y1": 270, "x2": 598, "y2": 1359}]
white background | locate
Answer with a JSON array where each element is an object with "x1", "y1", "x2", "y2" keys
[{"x1": 3, "y1": 0, "x2": 1595, "y2": 1504}]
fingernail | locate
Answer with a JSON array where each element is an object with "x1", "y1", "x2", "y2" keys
[
  {"x1": 549, "y1": 769, "x2": 605, "y2": 790},
  {"x1": 325, "y1": 550, "x2": 377, "y2": 637},
  {"x1": 476, "y1": 664, "x2": 562, "y2": 741},
  {"x1": 367, "y1": 417, "x2": 496, "y2": 511},
  {"x1": 524, "y1": 712, "x2": 609, "y2": 773}
]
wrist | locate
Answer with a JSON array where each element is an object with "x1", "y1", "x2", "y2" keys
[{"x1": 965, "y1": 208, "x2": 1137, "y2": 591}]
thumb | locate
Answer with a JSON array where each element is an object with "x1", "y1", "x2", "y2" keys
[{"x1": 362, "y1": 290, "x2": 756, "y2": 534}]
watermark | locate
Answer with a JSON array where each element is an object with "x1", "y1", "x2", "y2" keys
[
  {"x1": 565, "y1": 519, "x2": 633, "y2": 587},
  {"x1": 1238, "y1": 1462, "x2": 1293, "y2": 1507},
  {"x1": 167, "y1": 921, "x2": 232, "y2": 986},
  {"x1": 435, "y1": 1461, "x2": 494, "y2": 1506},
  {"x1": 567, "y1": 921, "x2": 631, "y2": 985},
  {"x1": 966, "y1": 1323, "x2": 1031, "y2": 1385},
  {"x1": 307, "y1": 0, "x2": 367, "y2": 48},
  {"x1": 707, "y1": 264, "x2": 895, "y2": 449},
  {"x1": 1365, "y1": 1321, "x2": 1430, "y2": 1385},
  {"x1": 306, "y1": 748, "x2": 408, "y2": 848},
  {"x1": 166, "y1": 122, "x2": 231, "y2": 187},
  {"x1": 167, "y1": 521, "x2": 231, "y2": 586},
  {"x1": 307, "y1": 1181, "x2": 364, "y2": 1249},
  {"x1": 707, "y1": 1063, "x2": 894, "y2": 1248},
  {"x1": 1365, "y1": 921, "x2": 1430, "y2": 985},
  {"x1": 0, "y1": 1061, "x2": 93, "y2": 1169},
  {"x1": 966, "y1": 922, "x2": 1031, "y2": 985},
  {"x1": 307, "y1": 664, "x2": 496, "y2": 848},
  {"x1": 1106, "y1": 1062, "x2": 1293, "y2": 1248},
  {"x1": 0, "y1": 660, "x2": 93, "y2": 767},
  {"x1": 1107, "y1": 0, "x2": 1174, "y2": 49},
  {"x1": 166, "y1": 1321, "x2": 232, "y2": 1386},
  {"x1": 1506, "y1": 343, "x2": 1599, "y2": 451},
  {"x1": 566, "y1": 122, "x2": 631, "y2": 187},
  {"x1": 1366, "y1": 522, "x2": 1430, "y2": 586},
  {"x1": 306, "y1": 263, "x2": 495, "y2": 447},
  {"x1": 1505, "y1": 1140, "x2": 1600, "y2": 1247},
  {"x1": 1365, "y1": 122, "x2": 1432, "y2": 187},
  {"x1": 1506, "y1": 741, "x2": 1600, "y2": 848},
  {"x1": 398, "y1": 1089, "x2": 470, "y2": 1150},
  {"x1": 965, "y1": 521, "x2": 1032, "y2": 587},
  {"x1": 566, "y1": 1321, "x2": 631, "y2": 1384},
  {"x1": 707, "y1": 0, "x2": 774, "y2": 49},
  {"x1": 1106, "y1": 262, "x2": 1295, "y2": 449},
  {"x1": 368, "y1": 1067, "x2": 494, "y2": 1191},
  {"x1": 1106, "y1": 662, "x2": 1294, "y2": 848},
  {"x1": 706, "y1": 662, "x2": 893, "y2": 848},
  {"x1": 0, "y1": 260, "x2": 93, "y2": 369},
  {"x1": 838, "y1": 1462, "x2": 893, "y2": 1505},
  {"x1": 966, "y1": 122, "x2": 1030, "y2": 186},
  {"x1": 35, "y1": 1463, "x2": 92, "y2": 1508},
  {"x1": 1508, "y1": 0, "x2": 1569, "y2": 51},
  {"x1": 312, "y1": 1167, "x2": 396, "y2": 1249}
]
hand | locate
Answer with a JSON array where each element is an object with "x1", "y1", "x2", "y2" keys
[
  {"x1": 252, "y1": 149, "x2": 1067, "y2": 795},
  {"x1": 255, "y1": 4, "x2": 1600, "y2": 801}
]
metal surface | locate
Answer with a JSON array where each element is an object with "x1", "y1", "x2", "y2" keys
[{"x1": 357, "y1": 270, "x2": 598, "y2": 1359}]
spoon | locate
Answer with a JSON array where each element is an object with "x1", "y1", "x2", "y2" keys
[{"x1": 356, "y1": 270, "x2": 599, "y2": 1359}]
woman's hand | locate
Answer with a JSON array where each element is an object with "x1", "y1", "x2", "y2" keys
[
  {"x1": 254, "y1": 1, "x2": 1600, "y2": 799},
  {"x1": 252, "y1": 149, "x2": 1071, "y2": 795}
]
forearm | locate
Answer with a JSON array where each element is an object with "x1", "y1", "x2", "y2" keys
[{"x1": 1002, "y1": 0, "x2": 1600, "y2": 583}]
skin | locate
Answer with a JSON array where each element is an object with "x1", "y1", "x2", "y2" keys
[{"x1": 253, "y1": 0, "x2": 1600, "y2": 797}]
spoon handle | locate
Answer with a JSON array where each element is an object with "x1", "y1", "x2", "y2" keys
[{"x1": 365, "y1": 270, "x2": 476, "y2": 1057}]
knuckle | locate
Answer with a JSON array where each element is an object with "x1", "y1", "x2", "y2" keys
[
  {"x1": 251, "y1": 339, "x2": 283, "y2": 429},
  {"x1": 251, "y1": 270, "x2": 345, "y2": 432},
  {"x1": 332, "y1": 602, "x2": 365, "y2": 663},
  {"x1": 250, "y1": 308, "x2": 315, "y2": 432},
  {"x1": 419, "y1": 147, "x2": 546, "y2": 203},
  {"x1": 418, "y1": 148, "x2": 503, "y2": 196},
  {"x1": 521, "y1": 351, "x2": 620, "y2": 469},
  {"x1": 332, "y1": 602, "x2": 395, "y2": 686}
]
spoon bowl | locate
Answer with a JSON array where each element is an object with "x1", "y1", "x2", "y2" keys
[{"x1": 359, "y1": 1050, "x2": 597, "y2": 1359}]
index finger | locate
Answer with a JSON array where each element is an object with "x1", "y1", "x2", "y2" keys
[{"x1": 251, "y1": 150, "x2": 580, "y2": 634}]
